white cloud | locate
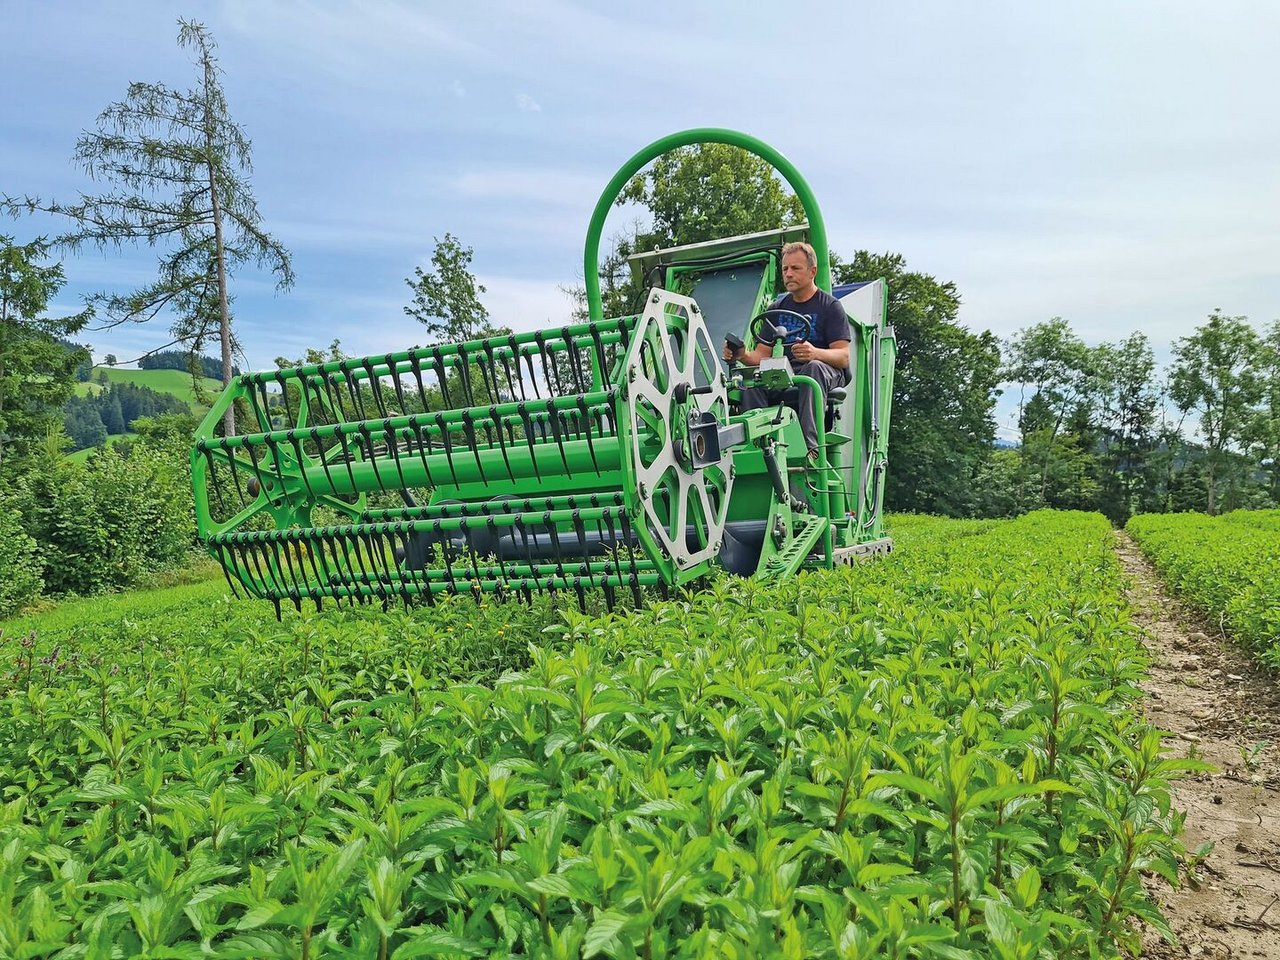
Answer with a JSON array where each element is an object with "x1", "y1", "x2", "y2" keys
[{"x1": 515, "y1": 92, "x2": 542, "y2": 113}]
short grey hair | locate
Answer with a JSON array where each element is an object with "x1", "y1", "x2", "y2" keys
[{"x1": 781, "y1": 241, "x2": 817, "y2": 269}]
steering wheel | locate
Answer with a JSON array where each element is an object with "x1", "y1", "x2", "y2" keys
[{"x1": 748, "y1": 308, "x2": 812, "y2": 347}]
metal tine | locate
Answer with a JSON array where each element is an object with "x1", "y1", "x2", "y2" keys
[
  {"x1": 317, "y1": 367, "x2": 350, "y2": 425},
  {"x1": 244, "y1": 441, "x2": 271, "y2": 502},
  {"x1": 201, "y1": 447, "x2": 230, "y2": 519},
  {"x1": 252, "y1": 376, "x2": 275, "y2": 430},
  {"x1": 578, "y1": 396, "x2": 601, "y2": 475},
  {"x1": 336, "y1": 430, "x2": 360, "y2": 493},
  {"x1": 383, "y1": 420, "x2": 410, "y2": 492},
  {"x1": 389, "y1": 362, "x2": 410, "y2": 415},
  {"x1": 296, "y1": 532, "x2": 330, "y2": 610},
  {"x1": 544, "y1": 513, "x2": 567, "y2": 584},
  {"x1": 358, "y1": 424, "x2": 389, "y2": 494},
  {"x1": 547, "y1": 407, "x2": 571, "y2": 475},
  {"x1": 275, "y1": 371, "x2": 297, "y2": 430},
  {"x1": 259, "y1": 535, "x2": 291, "y2": 608},
  {"x1": 435, "y1": 414, "x2": 459, "y2": 487},
  {"x1": 618, "y1": 510, "x2": 642, "y2": 606},
  {"x1": 365, "y1": 358, "x2": 391, "y2": 418},
  {"x1": 335, "y1": 360, "x2": 364, "y2": 422},
  {"x1": 571, "y1": 508, "x2": 591, "y2": 586},
  {"x1": 455, "y1": 344, "x2": 475, "y2": 408},
  {"x1": 366, "y1": 525, "x2": 400, "y2": 604},
  {"x1": 313, "y1": 427, "x2": 342, "y2": 497},
  {"x1": 220, "y1": 448, "x2": 249, "y2": 511},
  {"x1": 480, "y1": 342, "x2": 501, "y2": 404},
  {"x1": 588, "y1": 327, "x2": 607, "y2": 390},
  {"x1": 341, "y1": 524, "x2": 378, "y2": 604},
  {"x1": 409, "y1": 354, "x2": 431, "y2": 412},
  {"x1": 241, "y1": 539, "x2": 276, "y2": 604},
  {"x1": 211, "y1": 540, "x2": 243, "y2": 599},
  {"x1": 270, "y1": 533, "x2": 307, "y2": 612},
  {"x1": 352, "y1": 526, "x2": 387, "y2": 605},
  {"x1": 520, "y1": 344, "x2": 541, "y2": 399},
  {"x1": 458, "y1": 516, "x2": 485, "y2": 591},
  {"x1": 516, "y1": 404, "x2": 542, "y2": 482},
  {"x1": 561, "y1": 326, "x2": 587, "y2": 393},
  {"x1": 333, "y1": 529, "x2": 365, "y2": 601},
  {"x1": 460, "y1": 411, "x2": 487, "y2": 487},
  {"x1": 602, "y1": 505, "x2": 624, "y2": 584},
  {"x1": 487, "y1": 405, "x2": 515, "y2": 480},
  {"x1": 280, "y1": 529, "x2": 314, "y2": 611},
  {"x1": 286, "y1": 435, "x2": 318, "y2": 504},
  {"x1": 534, "y1": 332, "x2": 561, "y2": 397},
  {"x1": 388, "y1": 523, "x2": 415, "y2": 607},
  {"x1": 409, "y1": 422, "x2": 436, "y2": 488},
  {"x1": 431, "y1": 351, "x2": 453, "y2": 410},
  {"x1": 434, "y1": 519, "x2": 460, "y2": 595},
  {"x1": 500, "y1": 336, "x2": 523, "y2": 401}
]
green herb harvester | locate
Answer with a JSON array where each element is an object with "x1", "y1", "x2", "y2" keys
[{"x1": 191, "y1": 130, "x2": 896, "y2": 613}]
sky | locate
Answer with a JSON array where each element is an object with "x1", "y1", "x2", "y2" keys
[{"x1": 2, "y1": 1, "x2": 1278, "y2": 439}]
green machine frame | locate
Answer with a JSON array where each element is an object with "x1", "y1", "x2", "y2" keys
[{"x1": 191, "y1": 129, "x2": 896, "y2": 612}]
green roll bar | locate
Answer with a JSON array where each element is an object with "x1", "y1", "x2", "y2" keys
[{"x1": 583, "y1": 128, "x2": 831, "y2": 322}]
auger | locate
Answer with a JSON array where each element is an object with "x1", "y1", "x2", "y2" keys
[{"x1": 191, "y1": 129, "x2": 896, "y2": 614}]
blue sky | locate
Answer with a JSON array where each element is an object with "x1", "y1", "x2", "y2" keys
[{"x1": 3, "y1": 1, "x2": 1278, "y2": 438}]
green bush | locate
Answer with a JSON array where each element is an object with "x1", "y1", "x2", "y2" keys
[
  {"x1": 10, "y1": 437, "x2": 194, "y2": 595},
  {"x1": 0, "y1": 505, "x2": 43, "y2": 617}
]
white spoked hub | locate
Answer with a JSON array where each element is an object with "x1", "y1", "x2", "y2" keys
[{"x1": 620, "y1": 288, "x2": 733, "y2": 577}]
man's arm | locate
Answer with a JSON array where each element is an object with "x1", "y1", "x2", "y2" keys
[{"x1": 790, "y1": 339, "x2": 849, "y2": 368}]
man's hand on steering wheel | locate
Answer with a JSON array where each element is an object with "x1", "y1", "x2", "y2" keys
[{"x1": 748, "y1": 308, "x2": 812, "y2": 347}]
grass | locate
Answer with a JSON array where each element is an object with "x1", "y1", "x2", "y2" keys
[{"x1": 74, "y1": 367, "x2": 225, "y2": 408}]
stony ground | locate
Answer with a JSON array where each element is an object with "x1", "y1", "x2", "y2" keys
[{"x1": 1114, "y1": 532, "x2": 1280, "y2": 959}]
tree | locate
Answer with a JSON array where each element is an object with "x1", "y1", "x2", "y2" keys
[
  {"x1": 404, "y1": 234, "x2": 498, "y2": 344},
  {"x1": 1168, "y1": 310, "x2": 1262, "y2": 514},
  {"x1": 1093, "y1": 332, "x2": 1159, "y2": 522},
  {"x1": 104, "y1": 353, "x2": 117, "y2": 367},
  {"x1": 2, "y1": 20, "x2": 293, "y2": 437},
  {"x1": 833, "y1": 252, "x2": 1002, "y2": 516},
  {"x1": 1003, "y1": 319, "x2": 1100, "y2": 507},
  {"x1": 1244, "y1": 320, "x2": 1280, "y2": 505},
  {"x1": 594, "y1": 144, "x2": 806, "y2": 316},
  {"x1": 0, "y1": 236, "x2": 91, "y2": 473}
]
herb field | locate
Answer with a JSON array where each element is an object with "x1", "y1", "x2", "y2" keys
[
  {"x1": 0, "y1": 512, "x2": 1193, "y2": 958},
  {"x1": 1128, "y1": 509, "x2": 1280, "y2": 669}
]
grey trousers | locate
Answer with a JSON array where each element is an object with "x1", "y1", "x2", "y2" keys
[{"x1": 738, "y1": 359, "x2": 845, "y2": 455}]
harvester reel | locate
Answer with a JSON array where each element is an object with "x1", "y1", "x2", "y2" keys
[{"x1": 621, "y1": 289, "x2": 732, "y2": 577}]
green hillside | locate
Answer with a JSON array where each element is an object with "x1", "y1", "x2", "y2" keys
[{"x1": 75, "y1": 367, "x2": 224, "y2": 408}]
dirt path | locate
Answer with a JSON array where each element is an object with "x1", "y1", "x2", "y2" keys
[{"x1": 1113, "y1": 532, "x2": 1280, "y2": 958}]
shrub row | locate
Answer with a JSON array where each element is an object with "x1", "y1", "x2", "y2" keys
[
  {"x1": 0, "y1": 435, "x2": 195, "y2": 608},
  {"x1": 0, "y1": 511, "x2": 1193, "y2": 957},
  {"x1": 1128, "y1": 510, "x2": 1280, "y2": 669}
]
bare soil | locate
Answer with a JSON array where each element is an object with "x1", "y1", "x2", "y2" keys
[{"x1": 1113, "y1": 532, "x2": 1280, "y2": 958}]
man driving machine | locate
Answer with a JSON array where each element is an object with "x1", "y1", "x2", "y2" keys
[{"x1": 722, "y1": 241, "x2": 852, "y2": 461}]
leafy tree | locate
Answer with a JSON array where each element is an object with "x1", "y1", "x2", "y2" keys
[
  {"x1": 1093, "y1": 333, "x2": 1159, "y2": 522},
  {"x1": 404, "y1": 234, "x2": 498, "y2": 344},
  {"x1": 2, "y1": 20, "x2": 293, "y2": 437},
  {"x1": 0, "y1": 236, "x2": 91, "y2": 474},
  {"x1": 1244, "y1": 320, "x2": 1280, "y2": 505},
  {"x1": 834, "y1": 252, "x2": 1001, "y2": 516},
  {"x1": 592, "y1": 144, "x2": 806, "y2": 316},
  {"x1": 1003, "y1": 319, "x2": 1099, "y2": 507},
  {"x1": 1168, "y1": 310, "x2": 1262, "y2": 514}
]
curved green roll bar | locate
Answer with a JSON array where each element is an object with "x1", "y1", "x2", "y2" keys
[{"x1": 583, "y1": 128, "x2": 831, "y2": 322}]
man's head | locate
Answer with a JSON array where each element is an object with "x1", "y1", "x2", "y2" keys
[{"x1": 780, "y1": 242, "x2": 819, "y2": 300}]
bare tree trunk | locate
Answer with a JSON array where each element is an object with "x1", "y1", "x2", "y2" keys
[{"x1": 200, "y1": 59, "x2": 235, "y2": 438}]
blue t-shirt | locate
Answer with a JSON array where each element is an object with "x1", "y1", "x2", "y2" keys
[{"x1": 758, "y1": 289, "x2": 853, "y2": 383}]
